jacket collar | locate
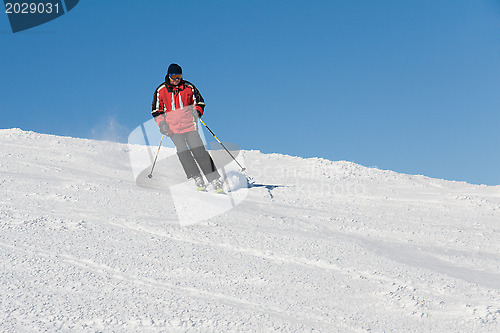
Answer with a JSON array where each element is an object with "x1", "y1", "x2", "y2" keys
[{"x1": 165, "y1": 80, "x2": 184, "y2": 92}]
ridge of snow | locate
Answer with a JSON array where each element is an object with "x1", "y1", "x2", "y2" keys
[{"x1": 1, "y1": 128, "x2": 500, "y2": 332}]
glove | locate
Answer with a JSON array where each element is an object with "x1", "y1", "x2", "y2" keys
[
  {"x1": 159, "y1": 121, "x2": 170, "y2": 136},
  {"x1": 192, "y1": 105, "x2": 203, "y2": 118}
]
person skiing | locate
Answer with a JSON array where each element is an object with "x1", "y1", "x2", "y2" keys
[{"x1": 151, "y1": 63, "x2": 223, "y2": 192}]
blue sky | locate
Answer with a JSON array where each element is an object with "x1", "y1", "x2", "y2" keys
[{"x1": 1, "y1": 0, "x2": 499, "y2": 185}]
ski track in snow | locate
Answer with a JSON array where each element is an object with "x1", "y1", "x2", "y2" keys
[{"x1": 1, "y1": 128, "x2": 500, "y2": 332}]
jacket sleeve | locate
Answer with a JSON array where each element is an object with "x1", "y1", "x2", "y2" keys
[
  {"x1": 186, "y1": 81, "x2": 205, "y2": 116},
  {"x1": 151, "y1": 84, "x2": 166, "y2": 125}
]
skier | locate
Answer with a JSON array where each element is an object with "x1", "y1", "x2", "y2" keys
[{"x1": 151, "y1": 63, "x2": 224, "y2": 192}]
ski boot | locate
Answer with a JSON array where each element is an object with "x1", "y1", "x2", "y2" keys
[
  {"x1": 211, "y1": 179, "x2": 224, "y2": 194},
  {"x1": 193, "y1": 175, "x2": 206, "y2": 191}
]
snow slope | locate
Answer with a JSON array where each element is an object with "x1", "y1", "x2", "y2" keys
[{"x1": 1, "y1": 128, "x2": 500, "y2": 332}]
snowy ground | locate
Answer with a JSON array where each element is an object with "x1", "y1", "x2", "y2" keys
[{"x1": 1, "y1": 128, "x2": 500, "y2": 332}]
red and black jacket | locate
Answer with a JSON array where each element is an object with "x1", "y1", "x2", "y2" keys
[{"x1": 151, "y1": 79, "x2": 205, "y2": 135}]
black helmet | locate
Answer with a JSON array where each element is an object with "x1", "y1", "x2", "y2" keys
[{"x1": 167, "y1": 63, "x2": 182, "y2": 75}]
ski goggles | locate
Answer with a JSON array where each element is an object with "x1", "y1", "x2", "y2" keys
[{"x1": 169, "y1": 74, "x2": 182, "y2": 80}]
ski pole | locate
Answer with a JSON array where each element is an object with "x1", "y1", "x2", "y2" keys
[
  {"x1": 199, "y1": 118, "x2": 246, "y2": 172},
  {"x1": 148, "y1": 135, "x2": 164, "y2": 178}
]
